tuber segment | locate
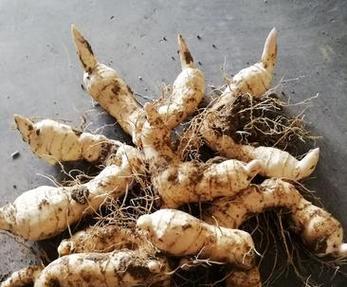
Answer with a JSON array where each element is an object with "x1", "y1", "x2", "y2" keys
[
  {"x1": 206, "y1": 178, "x2": 347, "y2": 257},
  {"x1": 14, "y1": 115, "x2": 119, "y2": 164},
  {"x1": 58, "y1": 225, "x2": 143, "y2": 256},
  {"x1": 1, "y1": 265, "x2": 43, "y2": 287},
  {"x1": 137, "y1": 209, "x2": 256, "y2": 269},
  {"x1": 0, "y1": 145, "x2": 143, "y2": 240},
  {"x1": 33, "y1": 250, "x2": 171, "y2": 287}
]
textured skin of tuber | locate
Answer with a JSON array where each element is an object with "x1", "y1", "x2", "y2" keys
[
  {"x1": 156, "y1": 34, "x2": 205, "y2": 130},
  {"x1": 58, "y1": 225, "x2": 143, "y2": 256},
  {"x1": 206, "y1": 178, "x2": 347, "y2": 257},
  {"x1": 141, "y1": 102, "x2": 261, "y2": 208},
  {"x1": 137, "y1": 209, "x2": 256, "y2": 269},
  {"x1": 14, "y1": 115, "x2": 120, "y2": 164},
  {"x1": 71, "y1": 24, "x2": 143, "y2": 142},
  {"x1": 32, "y1": 250, "x2": 171, "y2": 287},
  {"x1": 0, "y1": 145, "x2": 143, "y2": 240},
  {"x1": 1, "y1": 265, "x2": 43, "y2": 287},
  {"x1": 225, "y1": 267, "x2": 261, "y2": 287}
]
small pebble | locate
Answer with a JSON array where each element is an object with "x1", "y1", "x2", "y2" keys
[
  {"x1": 11, "y1": 151, "x2": 20, "y2": 159},
  {"x1": 212, "y1": 44, "x2": 217, "y2": 49},
  {"x1": 171, "y1": 56, "x2": 175, "y2": 61},
  {"x1": 197, "y1": 35, "x2": 201, "y2": 40},
  {"x1": 110, "y1": 16, "x2": 115, "y2": 20},
  {"x1": 162, "y1": 36, "x2": 167, "y2": 41},
  {"x1": 138, "y1": 76, "x2": 143, "y2": 81}
]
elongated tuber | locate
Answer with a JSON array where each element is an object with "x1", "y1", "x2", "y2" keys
[
  {"x1": 205, "y1": 178, "x2": 347, "y2": 257},
  {"x1": 156, "y1": 34, "x2": 205, "y2": 129},
  {"x1": 71, "y1": 25, "x2": 143, "y2": 142},
  {"x1": 14, "y1": 115, "x2": 119, "y2": 164},
  {"x1": 137, "y1": 209, "x2": 256, "y2": 269},
  {"x1": 0, "y1": 145, "x2": 143, "y2": 240},
  {"x1": 32, "y1": 250, "x2": 170, "y2": 287},
  {"x1": 200, "y1": 126, "x2": 320, "y2": 180},
  {"x1": 1, "y1": 265, "x2": 43, "y2": 287},
  {"x1": 141, "y1": 102, "x2": 261, "y2": 207},
  {"x1": 58, "y1": 224, "x2": 143, "y2": 256}
]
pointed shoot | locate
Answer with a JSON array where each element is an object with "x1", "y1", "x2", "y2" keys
[
  {"x1": 71, "y1": 24, "x2": 97, "y2": 73},
  {"x1": 14, "y1": 114, "x2": 34, "y2": 143},
  {"x1": 177, "y1": 34, "x2": 195, "y2": 70},
  {"x1": 261, "y1": 27, "x2": 277, "y2": 73}
]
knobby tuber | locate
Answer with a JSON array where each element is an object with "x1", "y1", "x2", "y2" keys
[
  {"x1": 141, "y1": 102, "x2": 261, "y2": 208},
  {"x1": 137, "y1": 209, "x2": 256, "y2": 269},
  {"x1": 205, "y1": 178, "x2": 347, "y2": 257},
  {"x1": 0, "y1": 144, "x2": 143, "y2": 240},
  {"x1": 15, "y1": 115, "x2": 119, "y2": 165}
]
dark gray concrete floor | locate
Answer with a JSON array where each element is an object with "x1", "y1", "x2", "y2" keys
[{"x1": 0, "y1": 0, "x2": 346, "y2": 286}]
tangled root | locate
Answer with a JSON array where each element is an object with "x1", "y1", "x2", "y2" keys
[{"x1": 178, "y1": 88, "x2": 318, "y2": 161}]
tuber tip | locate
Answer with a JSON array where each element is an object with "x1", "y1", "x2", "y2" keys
[
  {"x1": 245, "y1": 160, "x2": 262, "y2": 179},
  {"x1": 338, "y1": 243, "x2": 347, "y2": 257},
  {"x1": 261, "y1": 27, "x2": 278, "y2": 72},
  {"x1": 136, "y1": 214, "x2": 152, "y2": 230},
  {"x1": 71, "y1": 24, "x2": 97, "y2": 73},
  {"x1": 296, "y1": 148, "x2": 320, "y2": 180},
  {"x1": 14, "y1": 114, "x2": 34, "y2": 143},
  {"x1": 57, "y1": 240, "x2": 73, "y2": 256},
  {"x1": 177, "y1": 33, "x2": 195, "y2": 69},
  {"x1": 147, "y1": 260, "x2": 161, "y2": 273}
]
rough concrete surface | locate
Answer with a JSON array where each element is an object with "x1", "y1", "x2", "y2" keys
[{"x1": 0, "y1": 0, "x2": 346, "y2": 286}]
